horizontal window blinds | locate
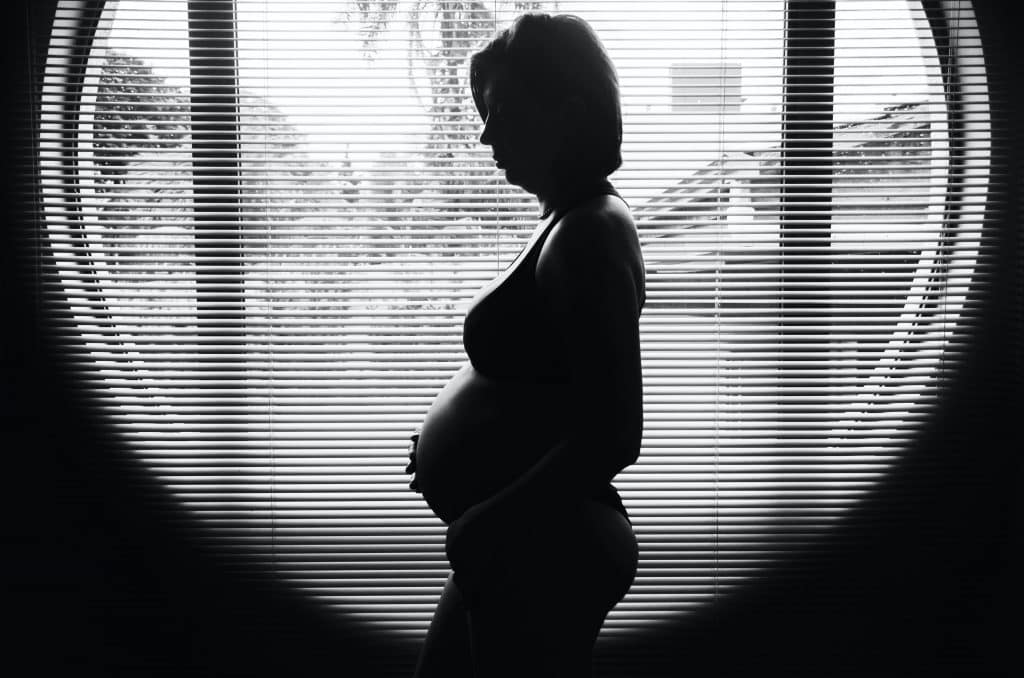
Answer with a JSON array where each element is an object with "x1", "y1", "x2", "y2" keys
[{"x1": 40, "y1": 0, "x2": 993, "y2": 649}]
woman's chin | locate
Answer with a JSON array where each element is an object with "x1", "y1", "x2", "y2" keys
[{"x1": 501, "y1": 167, "x2": 539, "y2": 194}]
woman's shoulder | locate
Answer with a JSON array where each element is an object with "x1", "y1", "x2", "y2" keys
[
  {"x1": 560, "y1": 192, "x2": 633, "y2": 230},
  {"x1": 538, "y1": 193, "x2": 640, "y2": 268}
]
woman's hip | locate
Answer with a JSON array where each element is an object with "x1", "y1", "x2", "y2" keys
[{"x1": 463, "y1": 498, "x2": 638, "y2": 611}]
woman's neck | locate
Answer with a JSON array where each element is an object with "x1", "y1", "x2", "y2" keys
[{"x1": 537, "y1": 176, "x2": 613, "y2": 219}]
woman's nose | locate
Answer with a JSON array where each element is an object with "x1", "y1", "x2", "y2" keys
[{"x1": 479, "y1": 117, "x2": 494, "y2": 146}]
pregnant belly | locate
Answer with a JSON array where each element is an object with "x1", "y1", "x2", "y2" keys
[{"x1": 415, "y1": 362, "x2": 566, "y2": 524}]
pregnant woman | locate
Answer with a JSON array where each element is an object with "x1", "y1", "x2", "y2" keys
[{"x1": 405, "y1": 13, "x2": 645, "y2": 678}]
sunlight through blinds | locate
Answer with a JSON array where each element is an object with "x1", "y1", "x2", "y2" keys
[{"x1": 40, "y1": 0, "x2": 994, "y2": 650}]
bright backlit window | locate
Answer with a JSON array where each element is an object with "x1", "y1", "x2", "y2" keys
[{"x1": 41, "y1": 0, "x2": 990, "y2": 641}]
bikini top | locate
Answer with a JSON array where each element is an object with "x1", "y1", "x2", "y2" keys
[{"x1": 463, "y1": 180, "x2": 627, "y2": 383}]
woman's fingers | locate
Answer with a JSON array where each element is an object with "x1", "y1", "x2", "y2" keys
[
  {"x1": 405, "y1": 433, "x2": 418, "y2": 473},
  {"x1": 406, "y1": 433, "x2": 421, "y2": 492}
]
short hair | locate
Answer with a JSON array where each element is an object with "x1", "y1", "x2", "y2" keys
[{"x1": 469, "y1": 13, "x2": 623, "y2": 181}]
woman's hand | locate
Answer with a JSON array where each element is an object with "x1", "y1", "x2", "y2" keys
[{"x1": 404, "y1": 432, "x2": 421, "y2": 493}]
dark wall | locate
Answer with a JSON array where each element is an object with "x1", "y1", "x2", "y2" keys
[{"x1": 2, "y1": 2, "x2": 1019, "y2": 677}]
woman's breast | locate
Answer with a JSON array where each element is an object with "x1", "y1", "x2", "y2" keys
[{"x1": 414, "y1": 362, "x2": 567, "y2": 524}]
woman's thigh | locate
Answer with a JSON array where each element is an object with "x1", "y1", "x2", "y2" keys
[
  {"x1": 413, "y1": 573, "x2": 474, "y2": 678},
  {"x1": 466, "y1": 500, "x2": 639, "y2": 678}
]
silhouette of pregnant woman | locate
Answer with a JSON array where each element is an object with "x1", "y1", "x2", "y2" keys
[{"x1": 404, "y1": 13, "x2": 645, "y2": 678}]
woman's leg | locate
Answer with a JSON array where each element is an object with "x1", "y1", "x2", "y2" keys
[
  {"x1": 413, "y1": 572, "x2": 474, "y2": 678},
  {"x1": 464, "y1": 501, "x2": 638, "y2": 678}
]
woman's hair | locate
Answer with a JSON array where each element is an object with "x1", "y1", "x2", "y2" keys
[{"x1": 469, "y1": 13, "x2": 623, "y2": 180}]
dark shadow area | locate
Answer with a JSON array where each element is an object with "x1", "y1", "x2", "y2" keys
[{"x1": 2, "y1": 1, "x2": 1019, "y2": 677}]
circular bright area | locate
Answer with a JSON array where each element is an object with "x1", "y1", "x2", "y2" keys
[{"x1": 41, "y1": 0, "x2": 989, "y2": 640}]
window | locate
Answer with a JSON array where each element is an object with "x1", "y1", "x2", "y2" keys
[
  {"x1": 670, "y1": 62, "x2": 743, "y2": 112},
  {"x1": 41, "y1": 0, "x2": 992, "y2": 646}
]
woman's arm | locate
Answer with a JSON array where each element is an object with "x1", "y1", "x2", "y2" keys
[
  {"x1": 532, "y1": 197, "x2": 646, "y2": 492},
  {"x1": 446, "y1": 198, "x2": 645, "y2": 566}
]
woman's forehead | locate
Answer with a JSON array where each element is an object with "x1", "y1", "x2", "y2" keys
[
  {"x1": 481, "y1": 69, "x2": 545, "y2": 112},
  {"x1": 479, "y1": 68, "x2": 511, "y2": 103}
]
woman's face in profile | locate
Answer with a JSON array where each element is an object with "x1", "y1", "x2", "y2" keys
[{"x1": 477, "y1": 70, "x2": 561, "y2": 196}]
